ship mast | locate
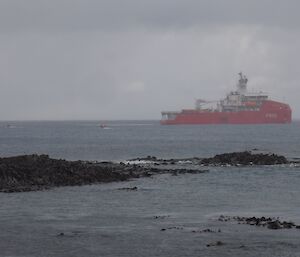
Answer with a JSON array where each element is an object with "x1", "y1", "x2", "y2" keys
[{"x1": 237, "y1": 72, "x2": 248, "y2": 95}]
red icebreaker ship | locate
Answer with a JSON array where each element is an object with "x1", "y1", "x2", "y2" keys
[{"x1": 161, "y1": 73, "x2": 292, "y2": 125}]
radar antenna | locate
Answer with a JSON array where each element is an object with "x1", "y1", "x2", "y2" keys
[{"x1": 237, "y1": 72, "x2": 248, "y2": 94}]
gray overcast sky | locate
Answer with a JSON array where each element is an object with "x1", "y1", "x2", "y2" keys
[{"x1": 0, "y1": 0, "x2": 299, "y2": 120}]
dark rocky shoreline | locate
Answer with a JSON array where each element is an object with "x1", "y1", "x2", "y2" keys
[
  {"x1": 0, "y1": 155, "x2": 132, "y2": 193},
  {"x1": 0, "y1": 151, "x2": 291, "y2": 193},
  {"x1": 129, "y1": 151, "x2": 289, "y2": 166},
  {"x1": 0, "y1": 154, "x2": 208, "y2": 193}
]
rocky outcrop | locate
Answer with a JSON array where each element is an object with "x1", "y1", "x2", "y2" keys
[
  {"x1": 0, "y1": 155, "x2": 135, "y2": 192},
  {"x1": 218, "y1": 215, "x2": 299, "y2": 230},
  {"x1": 201, "y1": 151, "x2": 288, "y2": 166},
  {"x1": 0, "y1": 154, "x2": 208, "y2": 193},
  {"x1": 129, "y1": 151, "x2": 289, "y2": 166},
  {"x1": 0, "y1": 151, "x2": 290, "y2": 193},
  {"x1": 206, "y1": 241, "x2": 225, "y2": 247}
]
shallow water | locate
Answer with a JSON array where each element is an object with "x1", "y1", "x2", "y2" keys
[
  {"x1": 1, "y1": 165, "x2": 300, "y2": 257},
  {"x1": 0, "y1": 121, "x2": 300, "y2": 256}
]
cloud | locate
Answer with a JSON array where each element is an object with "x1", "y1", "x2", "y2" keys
[
  {"x1": 0, "y1": 1, "x2": 299, "y2": 119},
  {"x1": 1, "y1": 0, "x2": 300, "y2": 34},
  {"x1": 124, "y1": 81, "x2": 146, "y2": 93}
]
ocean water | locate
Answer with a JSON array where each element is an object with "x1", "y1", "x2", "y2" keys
[
  {"x1": 0, "y1": 121, "x2": 300, "y2": 257},
  {"x1": 0, "y1": 120, "x2": 300, "y2": 161}
]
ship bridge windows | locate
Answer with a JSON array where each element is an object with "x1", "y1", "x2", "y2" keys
[{"x1": 243, "y1": 95, "x2": 268, "y2": 101}]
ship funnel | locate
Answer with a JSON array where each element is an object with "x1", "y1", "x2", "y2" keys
[{"x1": 237, "y1": 72, "x2": 248, "y2": 94}]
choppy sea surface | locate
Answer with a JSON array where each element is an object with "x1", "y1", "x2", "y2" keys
[{"x1": 1, "y1": 120, "x2": 300, "y2": 257}]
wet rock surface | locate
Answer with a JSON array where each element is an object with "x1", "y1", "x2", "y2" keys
[
  {"x1": 118, "y1": 186, "x2": 138, "y2": 191},
  {"x1": 0, "y1": 151, "x2": 291, "y2": 192},
  {"x1": 206, "y1": 241, "x2": 225, "y2": 247},
  {"x1": 191, "y1": 228, "x2": 221, "y2": 233},
  {"x1": 153, "y1": 215, "x2": 170, "y2": 219},
  {"x1": 128, "y1": 156, "x2": 200, "y2": 165},
  {"x1": 201, "y1": 151, "x2": 288, "y2": 166},
  {"x1": 0, "y1": 155, "x2": 135, "y2": 193},
  {"x1": 0, "y1": 154, "x2": 209, "y2": 193},
  {"x1": 160, "y1": 226, "x2": 184, "y2": 231},
  {"x1": 160, "y1": 226, "x2": 221, "y2": 234},
  {"x1": 129, "y1": 151, "x2": 290, "y2": 166},
  {"x1": 218, "y1": 215, "x2": 299, "y2": 230}
]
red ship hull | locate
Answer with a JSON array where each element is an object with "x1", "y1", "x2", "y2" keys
[{"x1": 161, "y1": 100, "x2": 292, "y2": 125}]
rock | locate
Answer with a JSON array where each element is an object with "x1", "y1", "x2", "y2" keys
[
  {"x1": 118, "y1": 186, "x2": 138, "y2": 191},
  {"x1": 282, "y1": 221, "x2": 295, "y2": 229},
  {"x1": 216, "y1": 241, "x2": 224, "y2": 246},
  {"x1": 127, "y1": 156, "x2": 157, "y2": 162},
  {"x1": 160, "y1": 227, "x2": 183, "y2": 231},
  {"x1": 206, "y1": 241, "x2": 225, "y2": 247},
  {"x1": 219, "y1": 215, "x2": 299, "y2": 231},
  {"x1": 191, "y1": 228, "x2": 218, "y2": 233},
  {"x1": 128, "y1": 151, "x2": 290, "y2": 167},
  {"x1": 0, "y1": 155, "x2": 150, "y2": 193},
  {"x1": 0, "y1": 151, "x2": 289, "y2": 193},
  {"x1": 154, "y1": 215, "x2": 170, "y2": 219},
  {"x1": 267, "y1": 221, "x2": 282, "y2": 230},
  {"x1": 143, "y1": 172, "x2": 152, "y2": 177},
  {"x1": 201, "y1": 151, "x2": 288, "y2": 166},
  {"x1": 0, "y1": 154, "x2": 211, "y2": 193}
]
